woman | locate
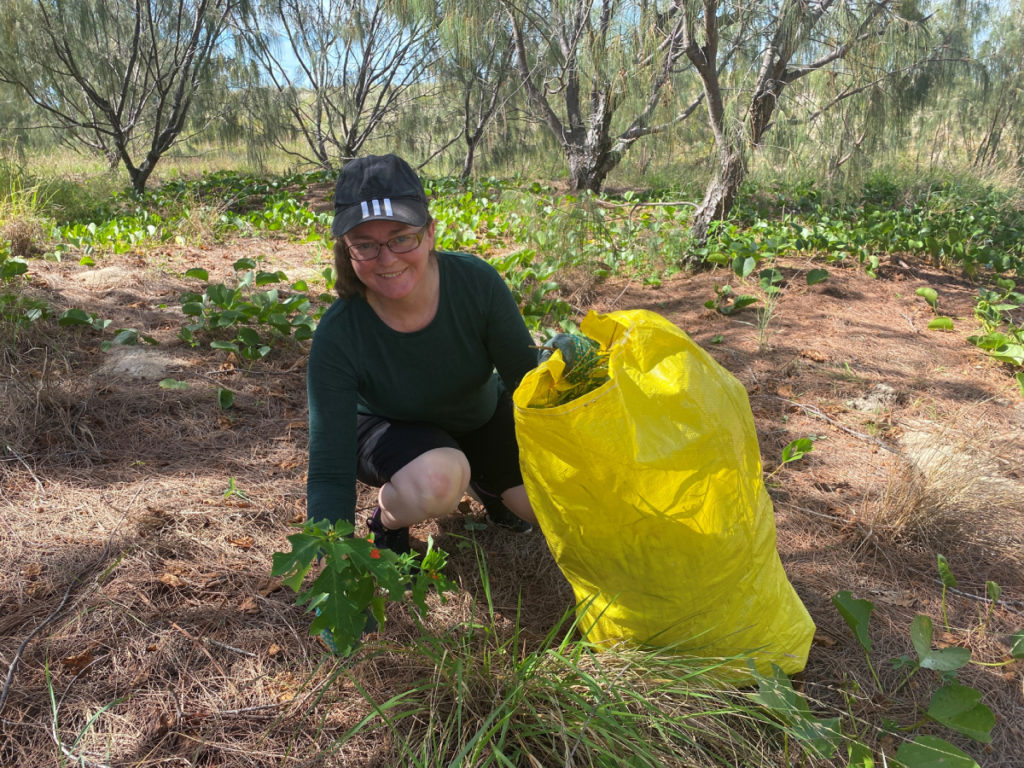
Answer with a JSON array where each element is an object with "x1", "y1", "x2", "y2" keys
[{"x1": 306, "y1": 154, "x2": 538, "y2": 554}]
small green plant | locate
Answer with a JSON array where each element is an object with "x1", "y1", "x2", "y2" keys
[
  {"x1": 223, "y1": 476, "x2": 249, "y2": 501},
  {"x1": 765, "y1": 437, "x2": 816, "y2": 481},
  {"x1": 916, "y1": 286, "x2": 938, "y2": 311},
  {"x1": 486, "y1": 248, "x2": 571, "y2": 329},
  {"x1": 806, "y1": 268, "x2": 829, "y2": 286},
  {"x1": 917, "y1": 286, "x2": 956, "y2": 330},
  {"x1": 967, "y1": 280, "x2": 1024, "y2": 394},
  {"x1": 271, "y1": 519, "x2": 455, "y2": 656},
  {"x1": 217, "y1": 387, "x2": 235, "y2": 410},
  {"x1": 57, "y1": 307, "x2": 158, "y2": 350},
  {"x1": 705, "y1": 283, "x2": 759, "y2": 315},
  {"x1": 0, "y1": 290, "x2": 47, "y2": 329},
  {"x1": 1, "y1": 249, "x2": 29, "y2": 281},
  {"x1": 823, "y1": 558, "x2": 1024, "y2": 767},
  {"x1": 58, "y1": 307, "x2": 111, "y2": 333},
  {"x1": 179, "y1": 259, "x2": 319, "y2": 360}
]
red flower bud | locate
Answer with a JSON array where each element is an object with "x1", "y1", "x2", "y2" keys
[{"x1": 369, "y1": 548, "x2": 381, "y2": 559}]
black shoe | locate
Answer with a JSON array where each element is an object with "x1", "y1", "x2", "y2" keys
[
  {"x1": 471, "y1": 481, "x2": 533, "y2": 534},
  {"x1": 367, "y1": 507, "x2": 411, "y2": 555}
]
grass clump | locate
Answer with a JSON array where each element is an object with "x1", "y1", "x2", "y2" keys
[
  {"x1": 857, "y1": 411, "x2": 1024, "y2": 572},
  {"x1": 343, "y1": 546, "x2": 801, "y2": 768}
]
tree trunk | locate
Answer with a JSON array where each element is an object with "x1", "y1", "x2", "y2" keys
[
  {"x1": 688, "y1": 147, "x2": 745, "y2": 250},
  {"x1": 461, "y1": 141, "x2": 477, "y2": 179},
  {"x1": 565, "y1": 136, "x2": 617, "y2": 193}
]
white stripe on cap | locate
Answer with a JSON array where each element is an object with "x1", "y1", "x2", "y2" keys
[{"x1": 360, "y1": 198, "x2": 395, "y2": 219}]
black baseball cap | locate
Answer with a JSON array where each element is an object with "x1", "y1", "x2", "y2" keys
[{"x1": 331, "y1": 154, "x2": 430, "y2": 238}]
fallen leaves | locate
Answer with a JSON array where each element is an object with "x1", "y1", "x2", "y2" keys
[
  {"x1": 61, "y1": 648, "x2": 97, "y2": 675},
  {"x1": 238, "y1": 596, "x2": 260, "y2": 614},
  {"x1": 159, "y1": 572, "x2": 186, "y2": 588}
]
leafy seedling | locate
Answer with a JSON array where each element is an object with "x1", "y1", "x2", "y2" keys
[
  {"x1": 925, "y1": 683, "x2": 994, "y2": 743},
  {"x1": 832, "y1": 590, "x2": 882, "y2": 689},
  {"x1": 907, "y1": 614, "x2": 970, "y2": 677},
  {"x1": 765, "y1": 437, "x2": 816, "y2": 480},
  {"x1": 759, "y1": 267, "x2": 784, "y2": 295},
  {"x1": 916, "y1": 286, "x2": 938, "y2": 311},
  {"x1": 271, "y1": 519, "x2": 455, "y2": 656},
  {"x1": 58, "y1": 307, "x2": 110, "y2": 332},
  {"x1": 1, "y1": 256, "x2": 28, "y2": 279},
  {"x1": 223, "y1": 476, "x2": 250, "y2": 501},
  {"x1": 101, "y1": 327, "x2": 158, "y2": 352},
  {"x1": 218, "y1": 387, "x2": 235, "y2": 410},
  {"x1": 705, "y1": 283, "x2": 759, "y2": 315}
]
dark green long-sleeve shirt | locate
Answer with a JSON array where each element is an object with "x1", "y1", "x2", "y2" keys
[{"x1": 306, "y1": 251, "x2": 537, "y2": 526}]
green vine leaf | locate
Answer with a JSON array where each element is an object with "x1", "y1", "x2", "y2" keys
[
  {"x1": 916, "y1": 286, "x2": 938, "y2": 310},
  {"x1": 806, "y1": 268, "x2": 829, "y2": 286},
  {"x1": 218, "y1": 387, "x2": 235, "y2": 409},
  {"x1": 832, "y1": 591, "x2": 874, "y2": 655},
  {"x1": 927, "y1": 684, "x2": 995, "y2": 743},
  {"x1": 894, "y1": 735, "x2": 979, "y2": 768},
  {"x1": 781, "y1": 437, "x2": 814, "y2": 465},
  {"x1": 846, "y1": 740, "x2": 874, "y2": 767},
  {"x1": 751, "y1": 664, "x2": 841, "y2": 759},
  {"x1": 1011, "y1": 630, "x2": 1024, "y2": 659},
  {"x1": 937, "y1": 554, "x2": 958, "y2": 588},
  {"x1": 928, "y1": 316, "x2": 954, "y2": 330},
  {"x1": 910, "y1": 615, "x2": 971, "y2": 671}
]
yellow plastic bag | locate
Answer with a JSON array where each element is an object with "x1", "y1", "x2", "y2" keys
[{"x1": 513, "y1": 309, "x2": 814, "y2": 677}]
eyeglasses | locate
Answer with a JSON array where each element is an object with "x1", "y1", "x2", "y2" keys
[{"x1": 345, "y1": 224, "x2": 428, "y2": 261}]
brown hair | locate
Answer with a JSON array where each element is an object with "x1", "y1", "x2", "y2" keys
[{"x1": 333, "y1": 239, "x2": 365, "y2": 300}]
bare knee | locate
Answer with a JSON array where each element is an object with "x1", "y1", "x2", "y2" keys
[
  {"x1": 412, "y1": 448, "x2": 470, "y2": 508},
  {"x1": 381, "y1": 448, "x2": 470, "y2": 526}
]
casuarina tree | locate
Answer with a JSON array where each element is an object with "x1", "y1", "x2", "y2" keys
[{"x1": 0, "y1": 0, "x2": 237, "y2": 193}]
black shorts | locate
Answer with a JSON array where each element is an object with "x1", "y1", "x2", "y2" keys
[{"x1": 355, "y1": 389, "x2": 523, "y2": 496}]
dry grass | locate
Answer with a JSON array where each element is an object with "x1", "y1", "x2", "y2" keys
[
  {"x1": 1, "y1": 216, "x2": 48, "y2": 258},
  {"x1": 856, "y1": 411, "x2": 1024, "y2": 572}
]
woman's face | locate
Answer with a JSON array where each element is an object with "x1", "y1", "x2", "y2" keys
[{"x1": 344, "y1": 219, "x2": 436, "y2": 303}]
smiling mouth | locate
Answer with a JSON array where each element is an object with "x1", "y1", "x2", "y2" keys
[{"x1": 377, "y1": 267, "x2": 407, "y2": 279}]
